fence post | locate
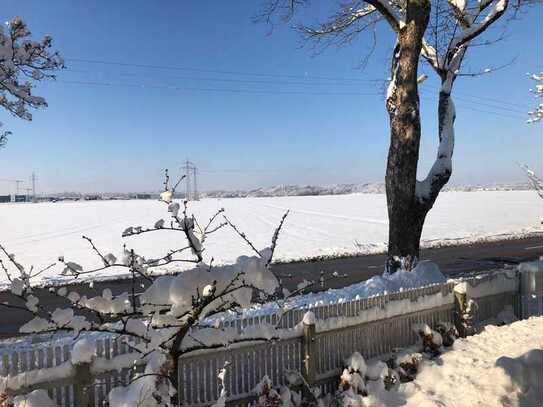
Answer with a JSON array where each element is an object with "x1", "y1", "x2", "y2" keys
[
  {"x1": 453, "y1": 289, "x2": 468, "y2": 338},
  {"x1": 302, "y1": 312, "x2": 317, "y2": 386},
  {"x1": 73, "y1": 362, "x2": 93, "y2": 407}
]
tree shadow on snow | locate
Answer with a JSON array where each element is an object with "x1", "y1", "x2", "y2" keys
[{"x1": 495, "y1": 349, "x2": 543, "y2": 406}]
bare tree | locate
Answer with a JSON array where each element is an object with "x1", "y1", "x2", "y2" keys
[
  {"x1": 259, "y1": 0, "x2": 527, "y2": 272},
  {"x1": 0, "y1": 17, "x2": 63, "y2": 146},
  {"x1": 519, "y1": 163, "x2": 543, "y2": 198},
  {"x1": 527, "y1": 72, "x2": 542, "y2": 123}
]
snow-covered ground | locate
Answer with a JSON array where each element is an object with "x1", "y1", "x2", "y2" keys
[
  {"x1": 1, "y1": 190, "x2": 542, "y2": 287},
  {"x1": 396, "y1": 317, "x2": 543, "y2": 406}
]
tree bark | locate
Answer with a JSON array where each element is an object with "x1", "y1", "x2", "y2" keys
[
  {"x1": 170, "y1": 353, "x2": 180, "y2": 406},
  {"x1": 385, "y1": 0, "x2": 431, "y2": 273}
]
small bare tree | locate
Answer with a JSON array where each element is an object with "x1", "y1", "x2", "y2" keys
[
  {"x1": 260, "y1": 0, "x2": 529, "y2": 272},
  {"x1": 0, "y1": 17, "x2": 63, "y2": 147},
  {"x1": 520, "y1": 164, "x2": 543, "y2": 198},
  {"x1": 0, "y1": 170, "x2": 335, "y2": 406},
  {"x1": 527, "y1": 72, "x2": 542, "y2": 123}
]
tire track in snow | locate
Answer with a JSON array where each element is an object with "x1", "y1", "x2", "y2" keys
[
  {"x1": 248, "y1": 202, "x2": 338, "y2": 243},
  {"x1": 3, "y1": 213, "x2": 141, "y2": 248},
  {"x1": 262, "y1": 203, "x2": 388, "y2": 225}
]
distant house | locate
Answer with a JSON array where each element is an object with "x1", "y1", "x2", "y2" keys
[
  {"x1": 0, "y1": 195, "x2": 10, "y2": 203},
  {"x1": 14, "y1": 195, "x2": 28, "y2": 202},
  {"x1": 136, "y1": 193, "x2": 152, "y2": 199},
  {"x1": 84, "y1": 195, "x2": 102, "y2": 201}
]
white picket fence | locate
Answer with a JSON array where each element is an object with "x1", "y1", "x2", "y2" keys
[
  {"x1": 0, "y1": 335, "x2": 142, "y2": 406},
  {"x1": 0, "y1": 270, "x2": 524, "y2": 407}
]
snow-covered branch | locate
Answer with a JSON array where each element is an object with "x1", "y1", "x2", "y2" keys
[
  {"x1": 450, "y1": 0, "x2": 508, "y2": 51},
  {"x1": 416, "y1": 0, "x2": 513, "y2": 207},
  {"x1": 0, "y1": 169, "x2": 346, "y2": 405},
  {"x1": 416, "y1": 93, "x2": 456, "y2": 203},
  {"x1": 527, "y1": 72, "x2": 542, "y2": 124},
  {"x1": 364, "y1": 0, "x2": 404, "y2": 32},
  {"x1": 299, "y1": 4, "x2": 379, "y2": 36},
  {"x1": 259, "y1": 0, "x2": 405, "y2": 51},
  {"x1": 0, "y1": 17, "x2": 63, "y2": 140},
  {"x1": 421, "y1": 39, "x2": 442, "y2": 72},
  {"x1": 520, "y1": 164, "x2": 543, "y2": 199}
]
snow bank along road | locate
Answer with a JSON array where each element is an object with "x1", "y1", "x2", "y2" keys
[
  {"x1": 1, "y1": 190, "x2": 543, "y2": 288},
  {"x1": 0, "y1": 236, "x2": 541, "y2": 338}
]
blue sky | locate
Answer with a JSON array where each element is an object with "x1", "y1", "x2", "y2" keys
[{"x1": 0, "y1": 1, "x2": 541, "y2": 193}]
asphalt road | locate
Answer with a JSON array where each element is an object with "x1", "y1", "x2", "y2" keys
[{"x1": 1, "y1": 235, "x2": 543, "y2": 337}]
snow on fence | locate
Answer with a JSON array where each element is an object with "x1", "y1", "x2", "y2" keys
[
  {"x1": 0, "y1": 271, "x2": 524, "y2": 407},
  {"x1": 178, "y1": 282, "x2": 456, "y2": 407},
  {"x1": 453, "y1": 269, "x2": 521, "y2": 324},
  {"x1": 0, "y1": 335, "x2": 143, "y2": 407}
]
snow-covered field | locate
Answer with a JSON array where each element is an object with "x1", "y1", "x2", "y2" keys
[
  {"x1": 396, "y1": 317, "x2": 543, "y2": 406},
  {"x1": 1, "y1": 190, "x2": 542, "y2": 287}
]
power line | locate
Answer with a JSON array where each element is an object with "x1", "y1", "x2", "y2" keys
[
  {"x1": 419, "y1": 95, "x2": 525, "y2": 119},
  {"x1": 424, "y1": 84, "x2": 530, "y2": 110},
  {"x1": 56, "y1": 79, "x2": 526, "y2": 120},
  {"x1": 66, "y1": 57, "x2": 382, "y2": 83},
  {"x1": 64, "y1": 68, "x2": 380, "y2": 87},
  {"x1": 63, "y1": 71, "x2": 528, "y2": 114},
  {"x1": 56, "y1": 79, "x2": 382, "y2": 96},
  {"x1": 199, "y1": 168, "x2": 286, "y2": 174},
  {"x1": 419, "y1": 91, "x2": 528, "y2": 116},
  {"x1": 452, "y1": 95, "x2": 527, "y2": 115},
  {"x1": 66, "y1": 58, "x2": 530, "y2": 112},
  {"x1": 455, "y1": 105, "x2": 525, "y2": 119}
]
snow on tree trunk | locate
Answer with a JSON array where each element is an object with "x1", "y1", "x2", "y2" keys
[
  {"x1": 384, "y1": 0, "x2": 431, "y2": 273},
  {"x1": 258, "y1": 0, "x2": 514, "y2": 274}
]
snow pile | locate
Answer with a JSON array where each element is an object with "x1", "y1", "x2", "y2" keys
[
  {"x1": 253, "y1": 374, "x2": 305, "y2": 407},
  {"x1": 12, "y1": 389, "x2": 57, "y2": 407},
  {"x1": 286, "y1": 260, "x2": 443, "y2": 308},
  {"x1": 304, "y1": 319, "x2": 543, "y2": 406},
  {"x1": 394, "y1": 317, "x2": 543, "y2": 406},
  {"x1": 412, "y1": 323, "x2": 442, "y2": 353},
  {"x1": 328, "y1": 350, "x2": 421, "y2": 407},
  {"x1": 340, "y1": 352, "x2": 368, "y2": 399},
  {"x1": 495, "y1": 349, "x2": 543, "y2": 405},
  {"x1": 212, "y1": 260, "x2": 447, "y2": 326}
]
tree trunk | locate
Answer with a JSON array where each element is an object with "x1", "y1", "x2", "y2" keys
[
  {"x1": 385, "y1": 0, "x2": 431, "y2": 273},
  {"x1": 170, "y1": 353, "x2": 180, "y2": 406}
]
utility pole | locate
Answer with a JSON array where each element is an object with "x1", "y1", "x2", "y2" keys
[
  {"x1": 192, "y1": 166, "x2": 199, "y2": 201},
  {"x1": 31, "y1": 173, "x2": 36, "y2": 202},
  {"x1": 181, "y1": 160, "x2": 199, "y2": 201},
  {"x1": 184, "y1": 160, "x2": 191, "y2": 201},
  {"x1": 15, "y1": 180, "x2": 23, "y2": 195}
]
